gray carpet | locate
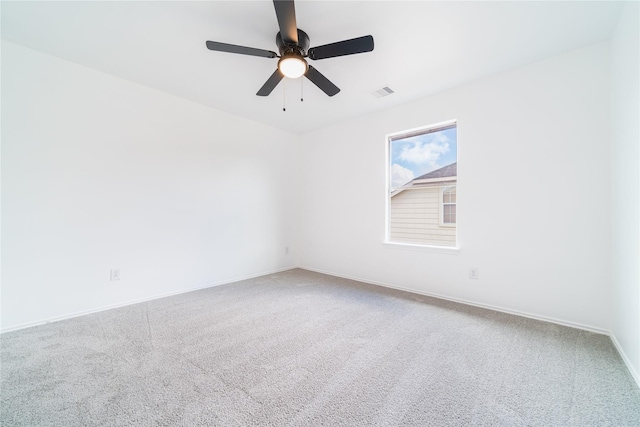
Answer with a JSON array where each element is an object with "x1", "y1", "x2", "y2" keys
[{"x1": 1, "y1": 269, "x2": 639, "y2": 426}]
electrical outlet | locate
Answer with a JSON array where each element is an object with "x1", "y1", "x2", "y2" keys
[
  {"x1": 469, "y1": 267, "x2": 479, "y2": 280},
  {"x1": 110, "y1": 269, "x2": 120, "y2": 281}
]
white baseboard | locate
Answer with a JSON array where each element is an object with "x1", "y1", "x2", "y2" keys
[
  {"x1": 0, "y1": 266, "x2": 297, "y2": 334},
  {"x1": 610, "y1": 333, "x2": 640, "y2": 389},
  {"x1": 299, "y1": 265, "x2": 609, "y2": 334}
]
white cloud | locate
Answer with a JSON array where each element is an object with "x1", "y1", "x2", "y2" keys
[
  {"x1": 391, "y1": 163, "x2": 414, "y2": 189},
  {"x1": 398, "y1": 134, "x2": 450, "y2": 169}
]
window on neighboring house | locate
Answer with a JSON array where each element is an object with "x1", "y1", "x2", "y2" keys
[
  {"x1": 387, "y1": 121, "x2": 457, "y2": 247},
  {"x1": 441, "y1": 186, "x2": 456, "y2": 226}
]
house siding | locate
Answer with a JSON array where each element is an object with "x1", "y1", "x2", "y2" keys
[{"x1": 389, "y1": 186, "x2": 456, "y2": 246}]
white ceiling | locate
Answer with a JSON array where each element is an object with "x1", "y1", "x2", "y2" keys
[{"x1": 1, "y1": 1, "x2": 625, "y2": 134}]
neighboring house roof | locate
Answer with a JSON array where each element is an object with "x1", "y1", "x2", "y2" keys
[
  {"x1": 414, "y1": 162, "x2": 457, "y2": 180},
  {"x1": 391, "y1": 162, "x2": 457, "y2": 197}
]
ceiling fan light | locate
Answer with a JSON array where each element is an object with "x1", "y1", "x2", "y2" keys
[{"x1": 278, "y1": 56, "x2": 308, "y2": 78}]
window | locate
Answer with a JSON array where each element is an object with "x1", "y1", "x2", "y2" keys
[
  {"x1": 441, "y1": 186, "x2": 456, "y2": 226},
  {"x1": 387, "y1": 121, "x2": 457, "y2": 247}
]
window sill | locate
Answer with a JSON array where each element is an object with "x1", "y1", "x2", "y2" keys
[
  {"x1": 383, "y1": 241, "x2": 461, "y2": 255},
  {"x1": 438, "y1": 224, "x2": 456, "y2": 228}
]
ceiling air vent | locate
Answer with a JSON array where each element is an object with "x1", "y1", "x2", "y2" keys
[{"x1": 372, "y1": 86, "x2": 394, "y2": 98}]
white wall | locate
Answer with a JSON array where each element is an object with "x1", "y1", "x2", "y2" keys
[
  {"x1": 1, "y1": 41, "x2": 299, "y2": 331},
  {"x1": 610, "y1": 1, "x2": 640, "y2": 382},
  {"x1": 299, "y1": 42, "x2": 612, "y2": 331}
]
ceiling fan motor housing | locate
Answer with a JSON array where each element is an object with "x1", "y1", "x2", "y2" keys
[{"x1": 276, "y1": 29, "x2": 310, "y2": 56}]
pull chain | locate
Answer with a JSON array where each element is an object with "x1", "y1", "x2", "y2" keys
[
  {"x1": 282, "y1": 79, "x2": 286, "y2": 112},
  {"x1": 301, "y1": 77, "x2": 304, "y2": 102}
]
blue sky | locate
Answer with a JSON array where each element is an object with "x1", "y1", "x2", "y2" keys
[{"x1": 390, "y1": 127, "x2": 457, "y2": 189}]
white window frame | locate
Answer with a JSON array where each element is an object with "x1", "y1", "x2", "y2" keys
[{"x1": 384, "y1": 119, "x2": 459, "y2": 252}]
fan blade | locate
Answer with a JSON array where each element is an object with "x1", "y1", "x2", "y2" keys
[
  {"x1": 273, "y1": 0, "x2": 298, "y2": 45},
  {"x1": 305, "y1": 65, "x2": 340, "y2": 97},
  {"x1": 308, "y1": 35, "x2": 374, "y2": 60},
  {"x1": 257, "y1": 69, "x2": 285, "y2": 96},
  {"x1": 206, "y1": 41, "x2": 277, "y2": 58}
]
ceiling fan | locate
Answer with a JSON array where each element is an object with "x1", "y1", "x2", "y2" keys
[{"x1": 205, "y1": 0, "x2": 374, "y2": 97}]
